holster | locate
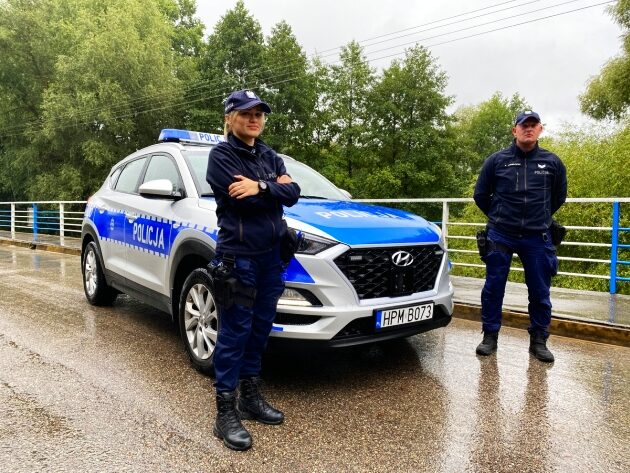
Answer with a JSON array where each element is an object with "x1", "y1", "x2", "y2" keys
[
  {"x1": 476, "y1": 229, "x2": 488, "y2": 258},
  {"x1": 476, "y1": 227, "x2": 513, "y2": 259},
  {"x1": 209, "y1": 256, "x2": 257, "y2": 310}
]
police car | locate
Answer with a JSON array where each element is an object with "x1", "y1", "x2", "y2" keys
[{"x1": 81, "y1": 129, "x2": 454, "y2": 374}]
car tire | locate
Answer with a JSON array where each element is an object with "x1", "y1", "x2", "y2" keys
[
  {"x1": 82, "y1": 241, "x2": 118, "y2": 306},
  {"x1": 179, "y1": 268, "x2": 218, "y2": 375}
]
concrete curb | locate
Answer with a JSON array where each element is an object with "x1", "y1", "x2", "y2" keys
[
  {"x1": 0, "y1": 237, "x2": 81, "y2": 256},
  {"x1": 454, "y1": 303, "x2": 629, "y2": 348}
]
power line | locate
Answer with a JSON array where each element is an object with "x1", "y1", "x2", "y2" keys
[
  {"x1": 368, "y1": 0, "x2": 614, "y2": 62},
  {"x1": 360, "y1": 0, "x2": 583, "y2": 58},
  {"x1": 319, "y1": 0, "x2": 529, "y2": 52}
]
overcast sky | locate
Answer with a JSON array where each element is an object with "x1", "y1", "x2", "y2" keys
[{"x1": 196, "y1": 0, "x2": 623, "y2": 134}]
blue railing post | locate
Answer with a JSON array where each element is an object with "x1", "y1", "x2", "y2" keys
[
  {"x1": 610, "y1": 201, "x2": 619, "y2": 294},
  {"x1": 32, "y1": 203, "x2": 38, "y2": 242}
]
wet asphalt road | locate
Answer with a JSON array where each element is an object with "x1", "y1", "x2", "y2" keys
[{"x1": 0, "y1": 245, "x2": 629, "y2": 473}]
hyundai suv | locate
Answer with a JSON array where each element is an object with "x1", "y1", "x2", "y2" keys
[{"x1": 81, "y1": 129, "x2": 454, "y2": 374}]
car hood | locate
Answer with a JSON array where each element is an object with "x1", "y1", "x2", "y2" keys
[{"x1": 284, "y1": 200, "x2": 440, "y2": 246}]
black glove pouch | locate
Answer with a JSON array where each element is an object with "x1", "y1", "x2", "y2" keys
[{"x1": 550, "y1": 220, "x2": 567, "y2": 246}]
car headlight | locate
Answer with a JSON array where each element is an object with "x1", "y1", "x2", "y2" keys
[
  {"x1": 295, "y1": 231, "x2": 337, "y2": 255},
  {"x1": 278, "y1": 287, "x2": 322, "y2": 307}
]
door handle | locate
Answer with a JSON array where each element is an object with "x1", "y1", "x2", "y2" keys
[{"x1": 126, "y1": 212, "x2": 138, "y2": 223}]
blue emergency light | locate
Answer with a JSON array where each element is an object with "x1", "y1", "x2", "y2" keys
[{"x1": 158, "y1": 129, "x2": 225, "y2": 145}]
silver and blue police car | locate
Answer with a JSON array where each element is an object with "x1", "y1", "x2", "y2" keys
[{"x1": 81, "y1": 129, "x2": 454, "y2": 374}]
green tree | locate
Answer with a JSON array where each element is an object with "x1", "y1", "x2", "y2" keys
[
  {"x1": 325, "y1": 41, "x2": 375, "y2": 190},
  {"x1": 189, "y1": 0, "x2": 265, "y2": 131},
  {"x1": 0, "y1": 0, "x2": 68, "y2": 200},
  {"x1": 260, "y1": 21, "x2": 318, "y2": 156},
  {"x1": 157, "y1": 0, "x2": 205, "y2": 83},
  {"x1": 363, "y1": 45, "x2": 455, "y2": 198},
  {"x1": 0, "y1": 0, "x2": 184, "y2": 200},
  {"x1": 580, "y1": 0, "x2": 630, "y2": 120},
  {"x1": 295, "y1": 57, "x2": 337, "y2": 174}
]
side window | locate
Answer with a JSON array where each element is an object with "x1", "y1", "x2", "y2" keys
[
  {"x1": 114, "y1": 157, "x2": 147, "y2": 194},
  {"x1": 143, "y1": 154, "x2": 182, "y2": 188},
  {"x1": 108, "y1": 166, "x2": 122, "y2": 189}
]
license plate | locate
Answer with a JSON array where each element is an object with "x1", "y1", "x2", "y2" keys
[{"x1": 375, "y1": 303, "x2": 434, "y2": 330}]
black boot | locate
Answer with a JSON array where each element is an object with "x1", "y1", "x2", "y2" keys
[
  {"x1": 476, "y1": 331, "x2": 498, "y2": 356},
  {"x1": 214, "y1": 391, "x2": 252, "y2": 451},
  {"x1": 529, "y1": 331, "x2": 555, "y2": 363},
  {"x1": 238, "y1": 377, "x2": 284, "y2": 425}
]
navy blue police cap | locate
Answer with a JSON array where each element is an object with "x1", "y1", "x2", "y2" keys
[
  {"x1": 224, "y1": 89, "x2": 272, "y2": 114},
  {"x1": 514, "y1": 110, "x2": 541, "y2": 125}
]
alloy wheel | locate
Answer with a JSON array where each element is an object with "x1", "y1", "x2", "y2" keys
[{"x1": 184, "y1": 283, "x2": 218, "y2": 360}]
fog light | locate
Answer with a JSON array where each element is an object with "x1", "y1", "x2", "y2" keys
[{"x1": 279, "y1": 288, "x2": 313, "y2": 306}]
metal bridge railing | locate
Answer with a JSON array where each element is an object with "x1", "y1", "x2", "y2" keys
[
  {"x1": 1, "y1": 197, "x2": 629, "y2": 293},
  {"x1": 0, "y1": 201, "x2": 86, "y2": 247}
]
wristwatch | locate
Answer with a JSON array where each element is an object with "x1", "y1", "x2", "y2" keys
[{"x1": 258, "y1": 180, "x2": 268, "y2": 193}]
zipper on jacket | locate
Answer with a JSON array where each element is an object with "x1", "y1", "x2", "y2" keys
[
  {"x1": 544, "y1": 170, "x2": 548, "y2": 221},
  {"x1": 266, "y1": 214, "x2": 276, "y2": 244},
  {"x1": 522, "y1": 158, "x2": 528, "y2": 228}
]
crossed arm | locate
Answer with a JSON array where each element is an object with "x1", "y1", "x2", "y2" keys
[{"x1": 229, "y1": 174, "x2": 293, "y2": 199}]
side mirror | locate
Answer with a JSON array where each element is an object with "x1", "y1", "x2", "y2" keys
[
  {"x1": 139, "y1": 179, "x2": 183, "y2": 200},
  {"x1": 340, "y1": 189, "x2": 352, "y2": 199}
]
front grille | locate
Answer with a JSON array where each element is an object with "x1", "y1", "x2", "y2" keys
[{"x1": 333, "y1": 245, "x2": 443, "y2": 300}]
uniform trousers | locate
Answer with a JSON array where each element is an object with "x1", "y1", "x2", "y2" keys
[
  {"x1": 481, "y1": 228, "x2": 558, "y2": 336},
  {"x1": 213, "y1": 245, "x2": 285, "y2": 393}
]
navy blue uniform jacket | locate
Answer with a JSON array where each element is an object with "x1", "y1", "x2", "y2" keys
[
  {"x1": 206, "y1": 133, "x2": 301, "y2": 255},
  {"x1": 474, "y1": 141, "x2": 567, "y2": 235}
]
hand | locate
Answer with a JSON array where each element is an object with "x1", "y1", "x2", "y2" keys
[
  {"x1": 228, "y1": 175, "x2": 259, "y2": 199},
  {"x1": 277, "y1": 174, "x2": 293, "y2": 184}
]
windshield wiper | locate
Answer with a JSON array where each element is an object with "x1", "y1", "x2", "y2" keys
[
  {"x1": 300, "y1": 195, "x2": 329, "y2": 199},
  {"x1": 199, "y1": 192, "x2": 214, "y2": 197}
]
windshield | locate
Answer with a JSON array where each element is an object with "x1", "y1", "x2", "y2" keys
[
  {"x1": 183, "y1": 149, "x2": 214, "y2": 195},
  {"x1": 183, "y1": 149, "x2": 350, "y2": 201}
]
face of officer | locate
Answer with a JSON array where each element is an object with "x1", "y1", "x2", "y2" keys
[
  {"x1": 512, "y1": 118, "x2": 543, "y2": 152},
  {"x1": 225, "y1": 105, "x2": 266, "y2": 146}
]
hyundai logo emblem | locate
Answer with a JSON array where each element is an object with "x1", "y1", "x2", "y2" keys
[{"x1": 391, "y1": 250, "x2": 414, "y2": 267}]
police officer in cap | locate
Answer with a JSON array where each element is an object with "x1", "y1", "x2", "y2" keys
[
  {"x1": 473, "y1": 110, "x2": 567, "y2": 363},
  {"x1": 206, "y1": 90, "x2": 300, "y2": 450}
]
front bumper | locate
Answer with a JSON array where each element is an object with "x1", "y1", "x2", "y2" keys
[
  {"x1": 271, "y1": 305, "x2": 452, "y2": 349},
  {"x1": 270, "y1": 246, "x2": 454, "y2": 346}
]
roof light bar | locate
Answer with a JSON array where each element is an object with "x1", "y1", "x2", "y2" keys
[{"x1": 158, "y1": 129, "x2": 225, "y2": 145}]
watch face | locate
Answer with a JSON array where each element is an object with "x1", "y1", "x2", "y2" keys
[{"x1": 259, "y1": 180, "x2": 268, "y2": 191}]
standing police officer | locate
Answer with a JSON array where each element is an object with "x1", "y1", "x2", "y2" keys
[
  {"x1": 206, "y1": 90, "x2": 300, "y2": 450},
  {"x1": 473, "y1": 111, "x2": 567, "y2": 363}
]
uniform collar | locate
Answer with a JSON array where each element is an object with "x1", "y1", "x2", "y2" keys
[
  {"x1": 511, "y1": 139, "x2": 539, "y2": 158},
  {"x1": 227, "y1": 133, "x2": 269, "y2": 156}
]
